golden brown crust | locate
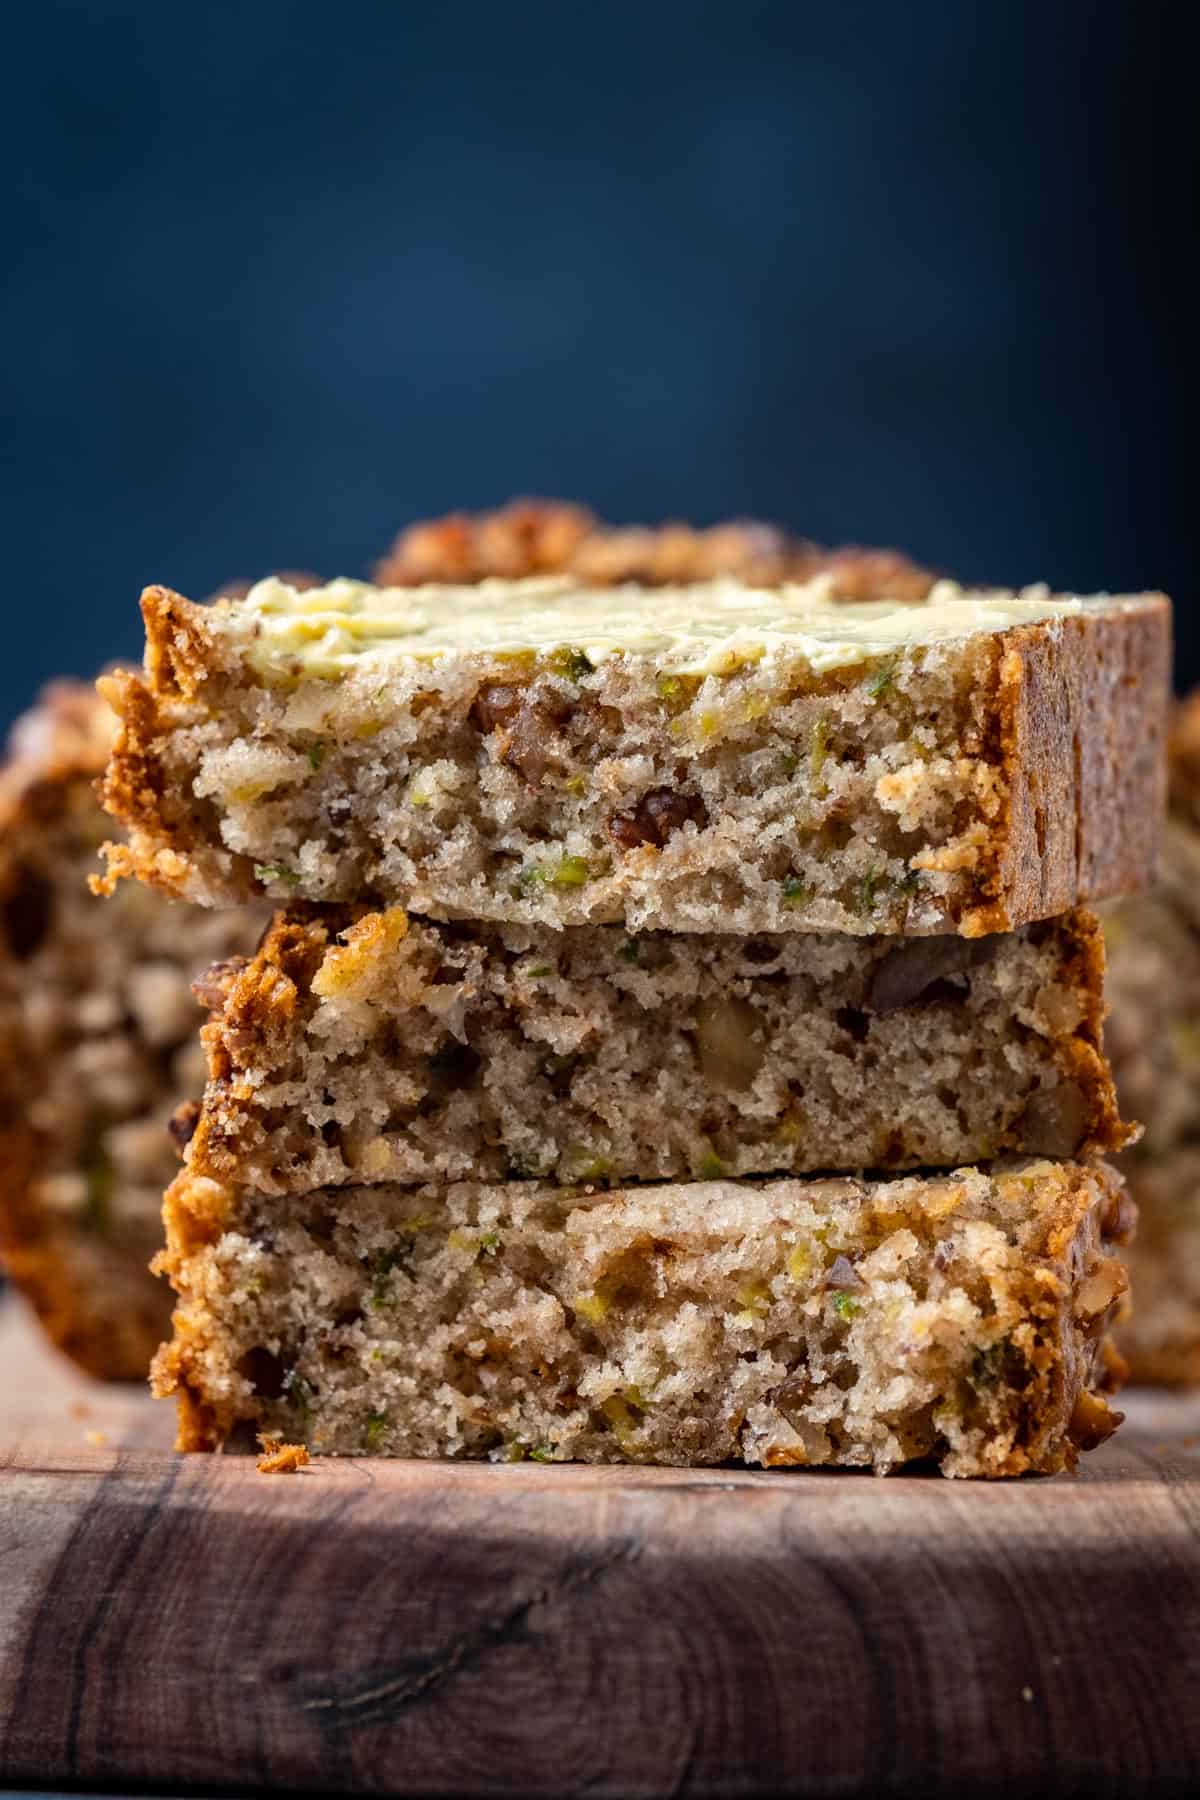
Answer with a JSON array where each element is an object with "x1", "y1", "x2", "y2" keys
[
  {"x1": 961, "y1": 603, "x2": 1171, "y2": 936},
  {"x1": 1026, "y1": 1244, "x2": 1126, "y2": 1467},
  {"x1": 93, "y1": 599, "x2": 225, "y2": 900},
  {"x1": 153, "y1": 1168, "x2": 248, "y2": 1446},
  {"x1": 1049, "y1": 908, "x2": 1135, "y2": 1157},
  {"x1": 172, "y1": 1381, "x2": 224, "y2": 1452},
  {"x1": 207, "y1": 911, "x2": 327, "y2": 1048},
  {"x1": 137, "y1": 584, "x2": 219, "y2": 703},
  {"x1": 372, "y1": 497, "x2": 936, "y2": 598},
  {"x1": 1010, "y1": 1163, "x2": 1132, "y2": 1472}
]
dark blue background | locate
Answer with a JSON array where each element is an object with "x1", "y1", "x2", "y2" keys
[{"x1": 1, "y1": 0, "x2": 1194, "y2": 725}]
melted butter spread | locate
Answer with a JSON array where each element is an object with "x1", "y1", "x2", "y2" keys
[{"x1": 226, "y1": 574, "x2": 1104, "y2": 681}]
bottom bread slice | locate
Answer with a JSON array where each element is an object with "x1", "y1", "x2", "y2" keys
[{"x1": 154, "y1": 1160, "x2": 1133, "y2": 1477}]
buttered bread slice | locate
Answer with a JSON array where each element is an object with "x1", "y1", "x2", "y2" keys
[{"x1": 99, "y1": 575, "x2": 1168, "y2": 934}]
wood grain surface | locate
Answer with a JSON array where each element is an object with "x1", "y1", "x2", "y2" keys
[{"x1": 2, "y1": 1295, "x2": 1199, "y2": 1799}]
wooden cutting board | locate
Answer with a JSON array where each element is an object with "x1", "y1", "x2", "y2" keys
[{"x1": 2, "y1": 1294, "x2": 1199, "y2": 1799}]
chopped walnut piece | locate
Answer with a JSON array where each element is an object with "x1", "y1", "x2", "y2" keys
[
  {"x1": 609, "y1": 787, "x2": 707, "y2": 850},
  {"x1": 1066, "y1": 1390, "x2": 1123, "y2": 1451},
  {"x1": 1073, "y1": 1261, "x2": 1127, "y2": 1323},
  {"x1": 1019, "y1": 1083, "x2": 1089, "y2": 1157},
  {"x1": 868, "y1": 937, "x2": 994, "y2": 1012},
  {"x1": 498, "y1": 706, "x2": 572, "y2": 786},
  {"x1": 382, "y1": 500, "x2": 595, "y2": 584},
  {"x1": 1101, "y1": 1184, "x2": 1138, "y2": 1246},
  {"x1": 472, "y1": 683, "x2": 575, "y2": 786},
  {"x1": 695, "y1": 997, "x2": 765, "y2": 1091},
  {"x1": 373, "y1": 499, "x2": 936, "y2": 595},
  {"x1": 762, "y1": 1444, "x2": 810, "y2": 1467},
  {"x1": 470, "y1": 683, "x2": 524, "y2": 734},
  {"x1": 771, "y1": 1368, "x2": 815, "y2": 1420}
]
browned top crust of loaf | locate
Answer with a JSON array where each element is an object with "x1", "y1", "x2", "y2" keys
[{"x1": 373, "y1": 497, "x2": 937, "y2": 597}]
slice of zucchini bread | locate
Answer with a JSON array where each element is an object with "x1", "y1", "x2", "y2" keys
[
  {"x1": 374, "y1": 496, "x2": 936, "y2": 598},
  {"x1": 97, "y1": 576, "x2": 1169, "y2": 934},
  {"x1": 1104, "y1": 698, "x2": 1200, "y2": 1381},
  {"x1": 152, "y1": 1157, "x2": 1133, "y2": 1477},
  {"x1": 179, "y1": 904, "x2": 1129, "y2": 1194},
  {"x1": 0, "y1": 683, "x2": 267, "y2": 1378}
]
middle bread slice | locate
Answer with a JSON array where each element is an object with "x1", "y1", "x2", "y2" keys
[{"x1": 179, "y1": 904, "x2": 1129, "y2": 1192}]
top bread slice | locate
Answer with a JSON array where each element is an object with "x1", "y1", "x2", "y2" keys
[{"x1": 97, "y1": 575, "x2": 1169, "y2": 935}]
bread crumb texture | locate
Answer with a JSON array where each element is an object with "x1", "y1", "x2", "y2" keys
[
  {"x1": 184, "y1": 905, "x2": 1128, "y2": 1193},
  {"x1": 153, "y1": 1159, "x2": 1133, "y2": 1478},
  {"x1": 98, "y1": 579, "x2": 1168, "y2": 935}
]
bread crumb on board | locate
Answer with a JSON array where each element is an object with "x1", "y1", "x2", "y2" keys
[{"x1": 256, "y1": 1434, "x2": 310, "y2": 1475}]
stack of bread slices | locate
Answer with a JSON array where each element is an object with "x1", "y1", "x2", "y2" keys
[
  {"x1": 0, "y1": 504, "x2": 1171, "y2": 1477},
  {"x1": 90, "y1": 541, "x2": 1167, "y2": 1478}
]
